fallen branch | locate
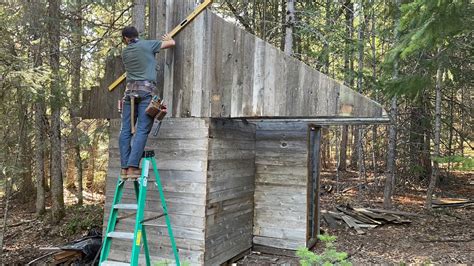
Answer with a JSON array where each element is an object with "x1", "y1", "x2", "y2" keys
[
  {"x1": 27, "y1": 252, "x2": 57, "y2": 265},
  {"x1": 224, "y1": 0, "x2": 254, "y2": 34},
  {"x1": 7, "y1": 219, "x2": 34, "y2": 228}
]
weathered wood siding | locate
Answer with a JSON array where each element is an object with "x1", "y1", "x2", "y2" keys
[
  {"x1": 80, "y1": 1, "x2": 386, "y2": 120},
  {"x1": 162, "y1": 9, "x2": 384, "y2": 119},
  {"x1": 104, "y1": 118, "x2": 209, "y2": 264},
  {"x1": 80, "y1": 56, "x2": 125, "y2": 119},
  {"x1": 253, "y1": 121, "x2": 309, "y2": 250},
  {"x1": 205, "y1": 119, "x2": 256, "y2": 265}
]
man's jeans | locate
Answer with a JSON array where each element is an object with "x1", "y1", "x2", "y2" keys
[{"x1": 119, "y1": 87, "x2": 154, "y2": 169}]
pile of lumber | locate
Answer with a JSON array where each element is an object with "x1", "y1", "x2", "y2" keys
[{"x1": 322, "y1": 205, "x2": 416, "y2": 234}]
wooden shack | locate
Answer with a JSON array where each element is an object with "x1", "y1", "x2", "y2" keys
[{"x1": 80, "y1": 1, "x2": 389, "y2": 265}]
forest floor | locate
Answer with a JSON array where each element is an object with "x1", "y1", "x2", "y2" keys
[
  {"x1": 0, "y1": 171, "x2": 472, "y2": 264},
  {"x1": 0, "y1": 190, "x2": 105, "y2": 264}
]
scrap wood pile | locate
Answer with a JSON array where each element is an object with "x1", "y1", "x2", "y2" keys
[
  {"x1": 322, "y1": 205, "x2": 418, "y2": 234},
  {"x1": 30, "y1": 229, "x2": 102, "y2": 265}
]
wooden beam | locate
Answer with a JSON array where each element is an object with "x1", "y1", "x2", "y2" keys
[{"x1": 307, "y1": 126, "x2": 321, "y2": 246}]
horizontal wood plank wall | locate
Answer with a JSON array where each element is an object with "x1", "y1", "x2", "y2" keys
[
  {"x1": 104, "y1": 118, "x2": 209, "y2": 265},
  {"x1": 253, "y1": 121, "x2": 308, "y2": 250},
  {"x1": 205, "y1": 119, "x2": 256, "y2": 265}
]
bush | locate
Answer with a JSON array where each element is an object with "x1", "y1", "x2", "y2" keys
[{"x1": 296, "y1": 234, "x2": 351, "y2": 266}]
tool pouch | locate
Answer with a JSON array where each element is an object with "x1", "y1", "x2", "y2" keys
[
  {"x1": 156, "y1": 105, "x2": 167, "y2": 121},
  {"x1": 145, "y1": 96, "x2": 161, "y2": 117}
]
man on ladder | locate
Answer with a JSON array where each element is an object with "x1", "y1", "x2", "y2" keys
[
  {"x1": 119, "y1": 26, "x2": 175, "y2": 177},
  {"x1": 99, "y1": 27, "x2": 179, "y2": 266}
]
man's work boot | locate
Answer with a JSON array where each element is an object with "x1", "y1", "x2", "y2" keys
[{"x1": 126, "y1": 167, "x2": 142, "y2": 179}]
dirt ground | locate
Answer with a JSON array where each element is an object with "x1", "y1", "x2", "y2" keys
[{"x1": 1, "y1": 172, "x2": 472, "y2": 265}]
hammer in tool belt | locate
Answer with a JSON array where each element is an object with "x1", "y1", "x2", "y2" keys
[{"x1": 129, "y1": 92, "x2": 139, "y2": 135}]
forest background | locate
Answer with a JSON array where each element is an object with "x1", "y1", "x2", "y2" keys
[{"x1": 0, "y1": 0, "x2": 472, "y2": 262}]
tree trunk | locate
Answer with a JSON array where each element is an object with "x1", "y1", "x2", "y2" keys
[
  {"x1": 35, "y1": 101, "x2": 47, "y2": 215},
  {"x1": 70, "y1": 0, "x2": 83, "y2": 205},
  {"x1": 48, "y1": 0, "x2": 64, "y2": 223},
  {"x1": 383, "y1": 0, "x2": 401, "y2": 209},
  {"x1": 355, "y1": 2, "x2": 365, "y2": 177},
  {"x1": 17, "y1": 88, "x2": 34, "y2": 202},
  {"x1": 426, "y1": 63, "x2": 443, "y2": 209},
  {"x1": 447, "y1": 87, "x2": 455, "y2": 172},
  {"x1": 338, "y1": 0, "x2": 353, "y2": 172},
  {"x1": 132, "y1": 0, "x2": 147, "y2": 35},
  {"x1": 350, "y1": 126, "x2": 358, "y2": 169},
  {"x1": 0, "y1": 172, "x2": 10, "y2": 256},
  {"x1": 338, "y1": 126, "x2": 348, "y2": 171},
  {"x1": 86, "y1": 132, "x2": 99, "y2": 191},
  {"x1": 384, "y1": 97, "x2": 398, "y2": 208},
  {"x1": 321, "y1": 128, "x2": 330, "y2": 169},
  {"x1": 323, "y1": 0, "x2": 331, "y2": 74},
  {"x1": 284, "y1": 0, "x2": 295, "y2": 56},
  {"x1": 370, "y1": 6, "x2": 378, "y2": 174}
]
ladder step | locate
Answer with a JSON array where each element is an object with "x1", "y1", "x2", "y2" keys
[
  {"x1": 101, "y1": 260, "x2": 131, "y2": 266},
  {"x1": 114, "y1": 203, "x2": 138, "y2": 210},
  {"x1": 107, "y1": 232, "x2": 134, "y2": 240}
]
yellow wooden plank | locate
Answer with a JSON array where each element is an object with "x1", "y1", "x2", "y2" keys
[{"x1": 108, "y1": 0, "x2": 213, "y2": 92}]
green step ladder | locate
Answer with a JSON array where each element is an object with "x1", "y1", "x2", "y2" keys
[{"x1": 99, "y1": 150, "x2": 181, "y2": 266}]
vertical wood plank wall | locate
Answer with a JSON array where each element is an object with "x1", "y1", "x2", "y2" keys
[
  {"x1": 105, "y1": 118, "x2": 209, "y2": 264},
  {"x1": 205, "y1": 119, "x2": 256, "y2": 265},
  {"x1": 79, "y1": 1, "x2": 386, "y2": 120},
  {"x1": 80, "y1": 56, "x2": 125, "y2": 119},
  {"x1": 253, "y1": 121, "x2": 309, "y2": 250}
]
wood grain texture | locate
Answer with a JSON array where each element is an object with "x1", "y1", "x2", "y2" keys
[
  {"x1": 79, "y1": 56, "x2": 125, "y2": 119},
  {"x1": 253, "y1": 121, "x2": 309, "y2": 250},
  {"x1": 205, "y1": 119, "x2": 256, "y2": 265},
  {"x1": 104, "y1": 118, "x2": 209, "y2": 265}
]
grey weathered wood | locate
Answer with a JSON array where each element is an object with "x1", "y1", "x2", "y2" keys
[
  {"x1": 263, "y1": 42, "x2": 277, "y2": 115},
  {"x1": 104, "y1": 117, "x2": 209, "y2": 264},
  {"x1": 81, "y1": 8, "x2": 386, "y2": 120},
  {"x1": 204, "y1": 119, "x2": 255, "y2": 265},
  {"x1": 251, "y1": 37, "x2": 266, "y2": 116},
  {"x1": 253, "y1": 236, "x2": 304, "y2": 250},
  {"x1": 253, "y1": 121, "x2": 309, "y2": 250}
]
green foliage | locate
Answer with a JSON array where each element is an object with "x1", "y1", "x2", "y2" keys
[
  {"x1": 432, "y1": 156, "x2": 474, "y2": 171},
  {"x1": 383, "y1": 0, "x2": 472, "y2": 98},
  {"x1": 296, "y1": 234, "x2": 351, "y2": 266}
]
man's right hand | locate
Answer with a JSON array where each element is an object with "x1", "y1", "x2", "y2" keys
[{"x1": 161, "y1": 34, "x2": 175, "y2": 49}]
